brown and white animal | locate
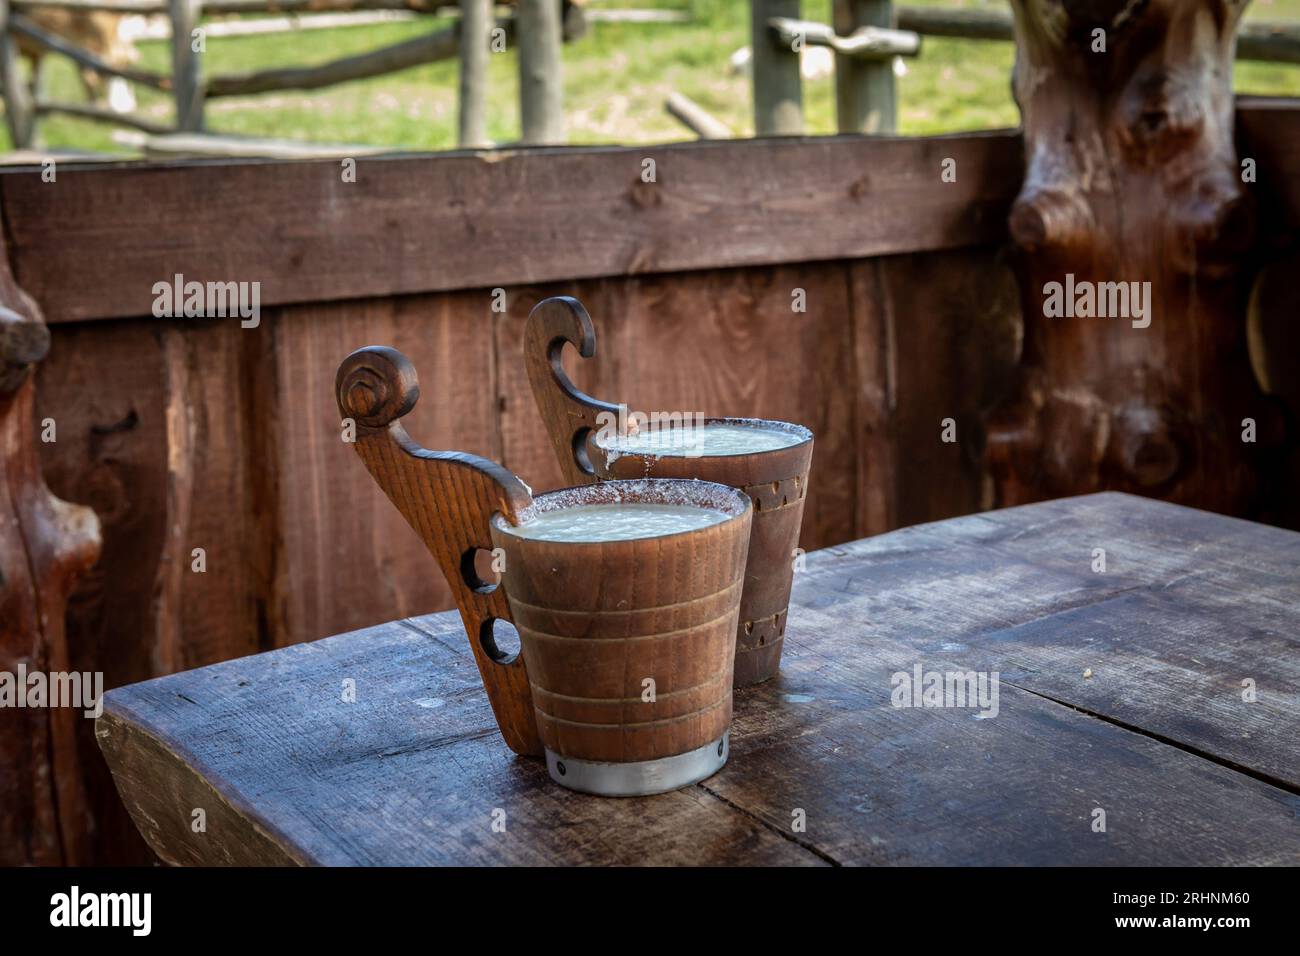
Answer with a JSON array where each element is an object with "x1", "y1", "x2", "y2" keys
[{"x1": 17, "y1": 9, "x2": 139, "y2": 112}]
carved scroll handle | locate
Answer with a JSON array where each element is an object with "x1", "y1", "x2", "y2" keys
[
  {"x1": 523, "y1": 296, "x2": 621, "y2": 487},
  {"x1": 336, "y1": 346, "x2": 543, "y2": 757}
]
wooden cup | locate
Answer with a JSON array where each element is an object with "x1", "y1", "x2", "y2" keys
[
  {"x1": 524, "y1": 296, "x2": 814, "y2": 687},
  {"x1": 337, "y1": 345, "x2": 753, "y2": 796}
]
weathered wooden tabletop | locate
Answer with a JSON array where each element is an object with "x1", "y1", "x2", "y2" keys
[{"x1": 97, "y1": 493, "x2": 1300, "y2": 866}]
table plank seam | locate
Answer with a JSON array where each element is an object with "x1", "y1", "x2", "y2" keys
[
  {"x1": 396, "y1": 616, "x2": 468, "y2": 658},
  {"x1": 694, "y1": 781, "x2": 841, "y2": 866},
  {"x1": 1000, "y1": 678, "x2": 1300, "y2": 799}
]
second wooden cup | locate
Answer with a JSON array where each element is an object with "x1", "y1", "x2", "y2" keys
[{"x1": 524, "y1": 296, "x2": 814, "y2": 687}]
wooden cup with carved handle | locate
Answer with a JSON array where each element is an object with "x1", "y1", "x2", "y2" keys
[
  {"x1": 337, "y1": 345, "x2": 753, "y2": 795},
  {"x1": 524, "y1": 296, "x2": 813, "y2": 687}
]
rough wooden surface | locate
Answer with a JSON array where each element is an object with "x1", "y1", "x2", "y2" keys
[
  {"x1": 17, "y1": 113, "x2": 1300, "y2": 863},
  {"x1": 97, "y1": 493, "x2": 1300, "y2": 866},
  {"x1": 1, "y1": 102, "x2": 1292, "y2": 326},
  {"x1": 991, "y1": 2, "x2": 1281, "y2": 518},
  {"x1": 0, "y1": 132, "x2": 1023, "y2": 323},
  {"x1": 0, "y1": 237, "x2": 101, "y2": 865}
]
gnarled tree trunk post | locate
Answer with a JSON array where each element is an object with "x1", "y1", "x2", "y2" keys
[
  {"x1": 987, "y1": 0, "x2": 1284, "y2": 512},
  {"x1": 0, "y1": 238, "x2": 101, "y2": 864}
]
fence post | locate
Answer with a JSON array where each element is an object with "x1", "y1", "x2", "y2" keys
[
  {"x1": 0, "y1": 0, "x2": 36, "y2": 148},
  {"x1": 517, "y1": 0, "x2": 564, "y2": 144},
  {"x1": 834, "y1": 0, "x2": 896, "y2": 133},
  {"x1": 750, "y1": 0, "x2": 803, "y2": 136},
  {"x1": 170, "y1": 0, "x2": 204, "y2": 131},
  {"x1": 458, "y1": 0, "x2": 490, "y2": 148}
]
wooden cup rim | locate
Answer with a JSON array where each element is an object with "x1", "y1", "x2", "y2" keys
[
  {"x1": 492, "y1": 477, "x2": 752, "y2": 540},
  {"x1": 587, "y1": 416, "x2": 813, "y2": 464}
]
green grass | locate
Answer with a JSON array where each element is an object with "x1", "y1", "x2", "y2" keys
[{"x1": 10, "y1": 0, "x2": 1300, "y2": 154}]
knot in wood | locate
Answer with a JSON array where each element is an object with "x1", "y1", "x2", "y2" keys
[{"x1": 628, "y1": 179, "x2": 662, "y2": 210}]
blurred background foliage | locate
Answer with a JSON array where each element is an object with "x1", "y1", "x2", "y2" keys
[{"x1": 8, "y1": 0, "x2": 1300, "y2": 153}]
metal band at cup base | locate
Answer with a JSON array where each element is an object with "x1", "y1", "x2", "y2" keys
[{"x1": 545, "y1": 732, "x2": 729, "y2": 797}]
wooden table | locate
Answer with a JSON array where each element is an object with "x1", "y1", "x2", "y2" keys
[{"x1": 97, "y1": 493, "x2": 1300, "y2": 865}]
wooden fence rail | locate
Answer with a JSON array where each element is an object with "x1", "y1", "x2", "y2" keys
[
  {"x1": 205, "y1": 19, "x2": 463, "y2": 97},
  {"x1": 1, "y1": 0, "x2": 578, "y2": 149},
  {"x1": 4, "y1": 0, "x2": 1298, "y2": 151},
  {"x1": 894, "y1": 5, "x2": 1300, "y2": 64},
  {"x1": 747, "y1": 1, "x2": 1300, "y2": 138}
]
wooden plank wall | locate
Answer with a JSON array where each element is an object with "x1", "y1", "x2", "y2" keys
[
  {"x1": 5, "y1": 100, "x2": 1296, "y2": 862},
  {"x1": 35, "y1": 253, "x2": 1022, "y2": 667}
]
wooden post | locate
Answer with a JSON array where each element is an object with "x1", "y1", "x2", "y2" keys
[
  {"x1": 458, "y1": 0, "x2": 490, "y2": 148},
  {"x1": 750, "y1": 0, "x2": 802, "y2": 136},
  {"x1": 0, "y1": 0, "x2": 36, "y2": 148},
  {"x1": 517, "y1": 0, "x2": 564, "y2": 145},
  {"x1": 834, "y1": 0, "x2": 896, "y2": 133},
  {"x1": 0, "y1": 233, "x2": 101, "y2": 865},
  {"x1": 170, "y1": 0, "x2": 204, "y2": 131},
  {"x1": 987, "y1": 0, "x2": 1280, "y2": 515}
]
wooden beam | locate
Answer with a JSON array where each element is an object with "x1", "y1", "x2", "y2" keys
[
  {"x1": 750, "y1": 0, "x2": 802, "y2": 136},
  {"x1": 3, "y1": 103, "x2": 1295, "y2": 324},
  {"x1": 832, "y1": 0, "x2": 897, "y2": 134},
  {"x1": 0, "y1": 131, "x2": 1026, "y2": 323},
  {"x1": 517, "y1": 0, "x2": 565, "y2": 144},
  {"x1": 458, "y1": 0, "x2": 490, "y2": 148},
  {"x1": 170, "y1": 0, "x2": 204, "y2": 130}
]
